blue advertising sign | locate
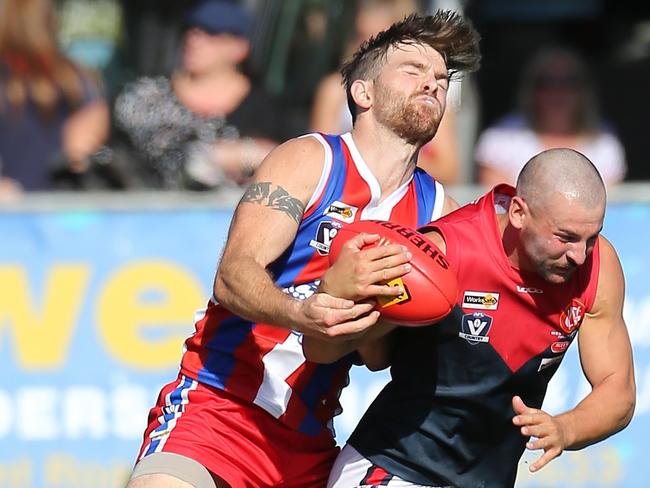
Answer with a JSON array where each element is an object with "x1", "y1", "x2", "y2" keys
[{"x1": 0, "y1": 202, "x2": 648, "y2": 487}]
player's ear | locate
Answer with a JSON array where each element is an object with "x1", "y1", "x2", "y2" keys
[
  {"x1": 350, "y1": 80, "x2": 373, "y2": 111},
  {"x1": 509, "y1": 196, "x2": 528, "y2": 230}
]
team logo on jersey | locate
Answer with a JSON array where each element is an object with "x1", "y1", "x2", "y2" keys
[
  {"x1": 324, "y1": 201, "x2": 358, "y2": 224},
  {"x1": 459, "y1": 312, "x2": 492, "y2": 345},
  {"x1": 309, "y1": 220, "x2": 341, "y2": 255},
  {"x1": 283, "y1": 280, "x2": 320, "y2": 300},
  {"x1": 559, "y1": 298, "x2": 586, "y2": 334},
  {"x1": 462, "y1": 291, "x2": 500, "y2": 310}
]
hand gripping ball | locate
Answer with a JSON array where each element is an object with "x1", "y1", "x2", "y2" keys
[{"x1": 328, "y1": 220, "x2": 458, "y2": 326}]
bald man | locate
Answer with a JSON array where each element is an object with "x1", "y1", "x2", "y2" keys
[{"x1": 304, "y1": 148, "x2": 636, "y2": 488}]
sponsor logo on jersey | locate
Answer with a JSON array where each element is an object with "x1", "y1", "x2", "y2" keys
[
  {"x1": 376, "y1": 277, "x2": 410, "y2": 308},
  {"x1": 459, "y1": 312, "x2": 492, "y2": 345},
  {"x1": 538, "y1": 355, "x2": 562, "y2": 372},
  {"x1": 559, "y1": 298, "x2": 586, "y2": 334},
  {"x1": 324, "y1": 201, "x2": 358, "y2": 224},
  {"x1": 516, "y1": 285, "x2": 544, "y2": 294},
  {"x1": 462, "y1": 291, "x2": 500, "y2": 310},
  {"x1": 309, "y1": 220, "x2": 341, "y2": 255},
  {"x1": 551, "y1": 340, "x2": 570, "y2": 354}
]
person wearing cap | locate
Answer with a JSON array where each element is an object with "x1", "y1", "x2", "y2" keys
[{"x1": 111, "y1": 0, "x2": 283, "y2": 189}]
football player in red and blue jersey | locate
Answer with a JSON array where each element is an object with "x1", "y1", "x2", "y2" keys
[
  {"x1": 127, "y1": 10, "x2": 481, "y2": 488},
  {"x1": 315, "y1": 148, "x2": 635, "y2": 488}
]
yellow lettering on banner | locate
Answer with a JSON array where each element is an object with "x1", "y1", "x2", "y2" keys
[
  {"x1": 97, "y1": 261, "x2": 204, "y2": 368},
  {"x1": 0, "y1": 458, "x2": 32, "y2": 487},
  {"x1": 0, "y1": 266, "x2": 89, "y2": 369}
]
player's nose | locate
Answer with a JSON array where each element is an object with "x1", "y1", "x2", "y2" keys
[
  {"x1": 566, "y1": 241, "x2": 588, "y2": 267},
  {"x1": 421, "y1": 72, "x2": 439, "y2": 95}
]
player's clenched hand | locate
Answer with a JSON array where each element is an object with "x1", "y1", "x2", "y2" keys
[
  {"x1": 319, "y1": 232, "x2": 412, "y2": 301},
  {"x1": 512, "y1": 396, "x2": 568, "y2": 472},
  {"x1": 296, "y1": 292, "x2": 379, "y2": 341}
]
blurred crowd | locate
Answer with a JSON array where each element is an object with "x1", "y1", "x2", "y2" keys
[{"x1": 1, "y1": 0, "x2": 648, "y2": 200}]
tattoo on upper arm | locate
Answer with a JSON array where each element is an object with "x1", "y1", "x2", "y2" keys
[{"x1": 240, "y1": 182, "x2": 305, "y2": 223}]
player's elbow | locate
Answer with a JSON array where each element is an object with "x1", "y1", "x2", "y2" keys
[
  {"x1": 213, "y1": 271, "x2": 226, "y2": 300},
  {"x1": 303, "y1": 339, "x2": 342, "y2": 364},
  {"x1": 361, "y1": 348, "x2": 391, "y2": 371},
  {"x1": 619, "y1": 383, "x2": 636, "y2": 430},
  {"x1": 608, "y1": 376, "x2": 636, "y2": 438},
  {"x1": 213, "y1": 264, "x2": 236, "y2": 306},
  {"x1": 364, "y1": 358, "x2": 390, "y2": 372}
]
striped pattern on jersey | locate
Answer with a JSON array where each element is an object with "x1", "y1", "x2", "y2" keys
[
  {"x1": 180, "y1": 132, "x2": 444, "y2": 436},
  {"x1": 139, "y1": 375, "x2": 198, "y2": 459}
]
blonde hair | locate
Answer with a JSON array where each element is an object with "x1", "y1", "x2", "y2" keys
[{"x1": 0, "y1": 0, "x2": 87, "y2": 118}]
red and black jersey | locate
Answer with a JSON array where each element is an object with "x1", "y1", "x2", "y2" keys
[{"x1": 348, "y1": 185, "x2": 600, "y2": 488}]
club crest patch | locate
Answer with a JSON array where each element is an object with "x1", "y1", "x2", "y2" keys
[
  {"x1": 323, "y1": 201, "x2": 358, "y2": 224},
  {"x1": 309, "y1": 220, "x2": 341, "y2": 255},
  {"x1": 559, "y1": 298, "x2": 586, "y2": 334},
  {"x1": 459, "y1": 312, "x2": 493, "y2": 345}
]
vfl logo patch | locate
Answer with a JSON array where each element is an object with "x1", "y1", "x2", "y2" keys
[
  {"x1": 376, "y1": 277, "x2": 410, "y2": 308},
  {"x1": 309, "y1": 221, "x2": 341, "y2": 255},
  {"x1": 324, "y1": 201, "x2": 358, "y2": 224},
  {"x1": 462, "y1": 291, "x2": 499, "y2": 310},
  {"x1": 559, "y1": 298, "x2": 586, "y2": 334},
  {"x1": 459, "y1": 312, "x2": 492, "y2": 345}
]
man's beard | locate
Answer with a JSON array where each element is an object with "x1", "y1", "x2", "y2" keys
[{"x1": 373, "y1": 82, "x2": 443, "y2": 145}]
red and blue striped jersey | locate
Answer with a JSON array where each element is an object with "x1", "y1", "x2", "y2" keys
[{"x1": 179, "y1": 132, "x2": 445, "y2": 436}]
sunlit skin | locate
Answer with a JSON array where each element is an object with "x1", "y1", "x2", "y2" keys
[
  {"x1": 371, "y1": 43, "x2": 450, "y2": 145},
  {"x1": 501, "y1": 192, "x2": 604, "y2": 284}
]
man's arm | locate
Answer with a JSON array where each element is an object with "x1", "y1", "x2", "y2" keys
[
  {"x1": 513, "y1": 236, "x2": 636, "y2": 472},
  {"x1": 214, "y1": 137, "x2": 377, "y2": 340}
]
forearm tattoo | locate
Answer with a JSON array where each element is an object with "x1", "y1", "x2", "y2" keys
[{"x1": 240, "y1": 182, "x2": 305, "y2": 224}]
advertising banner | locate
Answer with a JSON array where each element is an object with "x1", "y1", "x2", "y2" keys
[{"x1": 0, "y1": 203, "x2": 647, "y2": 487}]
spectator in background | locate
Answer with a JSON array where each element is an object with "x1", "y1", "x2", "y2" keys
[
  {"x1": 310, "y1": 0, "x2": 462, "y2": 185},
  {"x1": 110, "y1": 0, "x2": 283, "y2": 190},
  {"x1": 0, "y1": 0, "x2": 109, "y2": 198},
  {"x1": 475, "y1": 46, "x2": 627, "y2": 186}
]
